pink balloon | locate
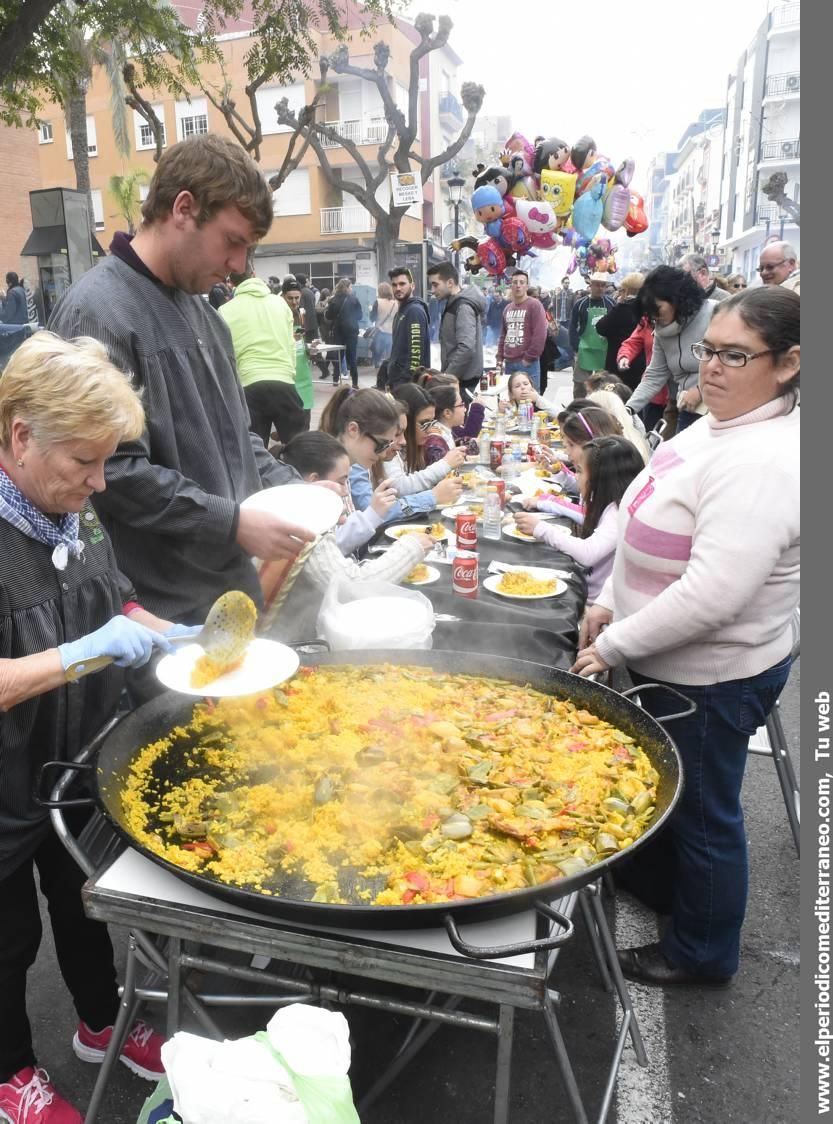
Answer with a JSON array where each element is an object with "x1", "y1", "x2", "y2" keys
[{"x1": 530, "y1": 230, "x2": 559, "y2": 250}]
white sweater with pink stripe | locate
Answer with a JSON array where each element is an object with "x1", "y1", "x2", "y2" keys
[{"x1": 594, "y1": 397, "x2": 800, "y2": 685}]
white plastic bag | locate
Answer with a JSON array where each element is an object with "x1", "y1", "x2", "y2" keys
[{"x1": 316, "y1": 578, "x2": 435, "y2": 651}]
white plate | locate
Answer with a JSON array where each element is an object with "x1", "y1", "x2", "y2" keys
[
  {"x1": 502, "y1": 524, "x2": 539, "y2": 543},
  {"x1": 483, "y1": 571, "x2": 567, "y2": 600},
  {"x1": 241, "y1": 482, "x2": 343, "y2": 535},
  {"x1": 404, "y1": 564, "x2": 441, "y2": 586},
  {"x1": 155, "y1": 638, "x2": 300, "y2": 697},
  {"x1": 385, "y1": 523, "x2": 450, "y2": 542},
  {"x1": 441, "y1": 505, "x2": 484, "y2": 522}
]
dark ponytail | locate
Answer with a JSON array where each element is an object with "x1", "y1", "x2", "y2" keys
[{"x1": 580, "y1": 436, "x2": 644, "y2": 537}]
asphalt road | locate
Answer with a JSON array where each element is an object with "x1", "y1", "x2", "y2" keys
[{"x1": 22, "y1": 367, "x2": 800, "y2": 1123}]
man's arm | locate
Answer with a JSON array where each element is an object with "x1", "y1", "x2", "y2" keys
[
  {"x1": 524, "y1": 299, "x2": 548, "y2": 363},
  {"x1": 569, "y1": 299, "x2": 583, "y2": 353},
  {"x1": 443, "y1": 302, "x2": 477, "y2": 377}
]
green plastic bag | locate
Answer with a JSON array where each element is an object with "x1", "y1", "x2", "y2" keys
[
  {"x1": 135, "y1": 1074, "x2": 180, "y2": 1124},
  {"x1": 254, "y1": 1032, "x2": 360, "y2": 1124}
]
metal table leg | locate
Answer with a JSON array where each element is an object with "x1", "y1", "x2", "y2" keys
[
  {"x1": 765, "y1": 703, "x2": 801, "y2": 855},
  {"x1": 84, "y1": 932, "x2": 141, "y2": 1124},
  {"x1": 542, "y1": 990, "x2": 590, "y2": 1124},
  {"x1": 167, "y1": 936, "x2": 182, "y2": 1038},
  {"x1": 584, "y1": 885, "x2": 648, "y2": 1067},
  {"x1": 578, "y1": 892, "x2": 613, "y2": 994},
  {"x1": 494, "y1": 1005, "x2": 514, "y2": 1124}
]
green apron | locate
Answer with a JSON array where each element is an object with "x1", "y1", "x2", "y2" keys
[
  {"x1": 294, "y1": 339, "x2": 314, "y2": 410},
  {"x1": 576, "y1": 302, "x2": 608, "y2": 372}
]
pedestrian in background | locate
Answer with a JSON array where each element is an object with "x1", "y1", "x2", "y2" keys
[
  {"x1": 369, "y1": 281, "x2": 396, "y2": 369},
  {"x1": 386, "y1": 267, "x2": 430, "y2": 390},
  {"x1": 0, "y1": 273, "x2": 28, "y2": 324},
  {"x1": 569, "y1": 272, "x2": 616, "y2": 398},
  {"x1": 595, "y1": 272, "x2": 645, "y2": 385},
  {"x1": 326, "y1": 277, "x2": 362, "y2": 388},
  {"x1": 496, "y1": 270, "x2": 548, "y2": 391}
]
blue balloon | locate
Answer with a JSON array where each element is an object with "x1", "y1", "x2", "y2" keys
[{"x1": 572, "y1": 176, "x2": 606, "y2": 242}]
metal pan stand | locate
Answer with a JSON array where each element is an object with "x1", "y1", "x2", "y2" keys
[{"x1": 51, "y1": 757, "x2": 647, "y2": 1124}]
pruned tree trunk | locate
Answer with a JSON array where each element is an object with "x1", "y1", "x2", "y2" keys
[{"x1": 68, "y1": 85, "x2": 94, "y2": 234}]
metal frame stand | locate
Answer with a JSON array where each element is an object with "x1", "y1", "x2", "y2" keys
[{"x1": 76, "y1": 863, "x2": 646, "y2": 1124}]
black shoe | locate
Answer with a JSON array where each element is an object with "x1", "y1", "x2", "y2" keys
[{"x1": 617, "y1": 943, "x2": 732, "y2": 989}]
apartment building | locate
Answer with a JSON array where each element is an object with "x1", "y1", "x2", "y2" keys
[
  {"x1": 33, "y1": 3, "x2": 463, "y2": 295},
  {"x1": 719, "y1": 1, "x2": 800, "y2": 275}
]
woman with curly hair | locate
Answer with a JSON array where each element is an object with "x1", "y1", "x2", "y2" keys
[{"x1": 624, "y1": 265, "x2": 715, "y2": 432}]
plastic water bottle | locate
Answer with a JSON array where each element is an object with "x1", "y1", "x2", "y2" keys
[
  {"x1": 530, "y1": 414, "x2": 541, "y2": 442},
  {"x1": 478, "y1": 430, "x2": 491, "y2": 465},
  {"x1": 483, "y1": 486, "x2": 502, "y2": 541},
  {"x1": 518, "y1": 402, "x2": 533, "y2": 433}
]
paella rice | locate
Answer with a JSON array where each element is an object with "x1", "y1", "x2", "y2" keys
[
  {"x1": 496, "y1": 571, "x2": 558, "y2": 597},
  {"x1": 121, "y1": 666, "x2": 659, "y2": 908}
]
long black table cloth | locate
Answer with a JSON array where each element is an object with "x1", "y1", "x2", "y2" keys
[{"x1": 374, "y1": 515, "x2": 588, "y2": 671}]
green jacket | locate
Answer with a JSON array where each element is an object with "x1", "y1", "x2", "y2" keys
[{"x1": 219, "y1": 277, "x2": 296, "y2": 387}]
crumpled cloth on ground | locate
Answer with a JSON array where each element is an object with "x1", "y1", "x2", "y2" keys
[{"x1": 161, "y1": 1004, "x2": 353, "y2": 1124}]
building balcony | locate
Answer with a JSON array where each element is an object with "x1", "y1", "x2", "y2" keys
[
  {"x1": 769, "y1": 5, "x2": 799, "y2": 33},
  {"x1": 765, "y1": 72, "x2": 800, "y2": 98},
  {"x1": 319, "y1": 117, "x2": 389, "y2": 149},
  {"x1": 320, "y1": 206, "x2": 375, "y2": 235},
  {"x1": 759, "y1": 137, "x2": 800, "y2": 163},
  {"x1": 439, "y1": 93, "x2": 463, "y2": 126}
]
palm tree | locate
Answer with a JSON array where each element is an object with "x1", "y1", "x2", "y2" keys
[
  {"x1": 58, "y1": 3, "x2": 132, "y2": 233},
  {"x1": 108, "y1": 170, "x2": 150, "y2": 234}
]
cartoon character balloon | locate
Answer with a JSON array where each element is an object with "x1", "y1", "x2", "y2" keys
[
  {"x1": 576, "y1": 156, "x2": 615, "y2": 199},
  {"x1": 571, "y1": 175, "x2": 606, "y2": 241},
  {"x1": 539, "y1": 170, "x2": 577, "y2": 218},
  {"x1": 514, "y1": 198, "x2": 559, "y2": 250},
  {"x1": 533, "y1": 136, "x2": 572, "y2": 177},
  {"x1": 624, "y1": 191, "x2": 649, "y2": 237},
  {"x1": 570, "y1": 135, "x2": 597, "y2": 172},
  {"x1": 602, "y1": 183, "x2": 630, "y2": 231},
  {"x1": 500, "y1": 132, "x2": 537, "y2": 200}
]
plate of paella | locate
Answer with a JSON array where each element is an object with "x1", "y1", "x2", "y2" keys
[{"x1": 483, "y1": 568, "x2": 567, "y2": 600}]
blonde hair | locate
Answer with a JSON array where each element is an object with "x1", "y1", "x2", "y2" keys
[
  {"x1": 619, "y1": 272, "x2": 644, "y2": 297},
  {"x1": 587, "y1": 389, "x2": 650, "y2": 463},
  {"x1": 0, "y1": 332, "x2": 145, "y2": 449}
]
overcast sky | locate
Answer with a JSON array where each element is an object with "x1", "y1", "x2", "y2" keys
[{"x1": 404, "y1": 0, "x2": 781, "y2": 191}]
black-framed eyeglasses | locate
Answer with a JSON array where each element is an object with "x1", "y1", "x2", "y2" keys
[
  {"x1": 757, "y1": 260, "x2": 786, "y2": 274},
  {"x1": 691, "y1": 342, "x2": 775, "y2": 368},
  {"x1": 363, "y1": 432, "x2": 396, "y2": 455},
  {"x1": 417, "y1": 418, "x2": 435, "y2": 431}
]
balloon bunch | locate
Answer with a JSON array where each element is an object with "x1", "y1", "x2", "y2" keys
[{"x1": 454, "y1": 132, "x2": 650, "y2": 277}]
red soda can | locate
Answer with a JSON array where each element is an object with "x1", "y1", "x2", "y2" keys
[
  {"x1": 488, "y1": 369, "x2": 498, "y2": 387},
  {"x1": 493, "y1": 479, "x2": 506, "y2": 508},
  {"x1": 456, "y1": 512, "x2": 477, "y2": 551},
  {"x1": 452, "y1": 551, "x2": 479, "y2": 598},
  {"x1": 489, "y1": 440, "x2": 505, "y2": 470},
  {"x1": 527, "y1": 443, "x2": 538, "y2": 460},
  {"x1": 479, "y1": 374, "x2": 489, "y2": 392}
]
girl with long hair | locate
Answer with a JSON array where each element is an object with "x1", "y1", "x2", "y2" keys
[{"x1": 515, "y1": 436, "x2": 644, "y2": 599}]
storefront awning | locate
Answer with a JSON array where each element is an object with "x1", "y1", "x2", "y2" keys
[{"x1": 20, "y1": 226, "x2": 106, "y2": 257}]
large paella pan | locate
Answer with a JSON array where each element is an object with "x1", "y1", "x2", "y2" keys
[{"x1": 45, "y1": 651, "x2": 688, "y2": 932}]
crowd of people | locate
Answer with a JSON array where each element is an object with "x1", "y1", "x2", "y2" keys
[{"x1": 0, "y1": 132, "x2": 800, "y2": 1123}]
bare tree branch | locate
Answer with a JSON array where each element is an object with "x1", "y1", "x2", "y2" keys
[
  {"x1": 123, "y1": 62, "x2": 164, "y2": 162},
  {"x1": 761, "y1": 172, "x2": 801, "y2": 227},
  {"x1": 418, "y1": 82, "x2": 484, "y2": 184}
]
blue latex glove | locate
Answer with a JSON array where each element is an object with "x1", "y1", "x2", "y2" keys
[
  {"x1": 58, "y1": 615, "x2": 173, "y2": 671},
  {"x1": 164, "y1": 623, "x2": 203, "y2": 641}
]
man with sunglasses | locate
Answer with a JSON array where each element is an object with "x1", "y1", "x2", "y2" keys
[
  {"x1": 757, "y1": 241, "x2": 800, "y2": 295},
  {"x1": 385, "y1": 267, "x2": 430, "y2": 390}
]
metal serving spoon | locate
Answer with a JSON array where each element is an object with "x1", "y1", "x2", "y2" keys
[{"x1": 64, "y1": 590, "x2": 258, "y2": 683}]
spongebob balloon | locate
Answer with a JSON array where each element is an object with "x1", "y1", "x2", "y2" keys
[{"x1": 539, "y1": 170, "x2": 577, "y2": 219}]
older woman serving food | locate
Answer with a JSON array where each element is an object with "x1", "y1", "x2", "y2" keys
[
  {"x1": 573, "y1": 287, "x2": 800, "y2": 989},
  {"x1": 0, "y1": 334, "x2": 176, "y2": 1123}
]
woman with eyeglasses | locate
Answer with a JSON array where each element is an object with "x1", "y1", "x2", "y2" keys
[
  {"x1": 623, "y1": 265, "x2": 715, "y2": 432},
  {"x1": 347, "y1": 385, "x2": 465, "y2": 524},
  {"x1": 574, "y1": 287, "x2": 800, "y2": 991},
  {"x1": 319, "y1": 387, "x2": 404, "y2": 553},
  {"x1": 726, "y1": 273, "x2": 748, "y2": 293}
]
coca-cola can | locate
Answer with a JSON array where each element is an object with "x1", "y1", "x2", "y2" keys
[
  {"x1": 456, "y1": 512, "x2": 477, "y2": 551},
  {"x1": 452, "y1": 551, "x2": 479, "y2": 598},
  {"x1": 479, "y1": 374, "x2": 489, "y2": 392},
  {"x1": 489, "y1": 440, "x2": 505, "y2": 471},
  {"x1": 488, "y1": 369, "x2": 498, "y2": 387},
  {"x1": 527, "y1": 443, "x2": 538, "y2": 460},
  {"x1": 493, "y1": 479, "x2": 506, "y2": 508}
]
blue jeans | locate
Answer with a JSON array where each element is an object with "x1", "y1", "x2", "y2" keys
[
  {"x1": 676, "y1": 409, "x2": 702, "y2": 432},
  {"x1": 555, "y1": 325, "x2": 574, "y2": 368},
  {"x1": 504, "y1": 357, "x2": 541, "y2": 392},
  {"x1": 622, "y1": 655, "x2": 792, "y2": 977}
]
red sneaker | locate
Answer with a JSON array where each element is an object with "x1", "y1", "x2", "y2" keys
[
  {"x1": 0, "y1": 1066, "x2": 83, "y2": 1123},
  {"x1": 72, "y1": 1019, "x2": 164, "y2": 1081}
]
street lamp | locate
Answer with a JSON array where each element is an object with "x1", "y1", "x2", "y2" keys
[{"x1": 446, "y1": 168, "x2": 465, "y2": 271}]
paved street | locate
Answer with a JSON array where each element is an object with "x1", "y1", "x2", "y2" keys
[{"x1": 25, "y1": 366, "x2": 800, "y2": 1123}]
